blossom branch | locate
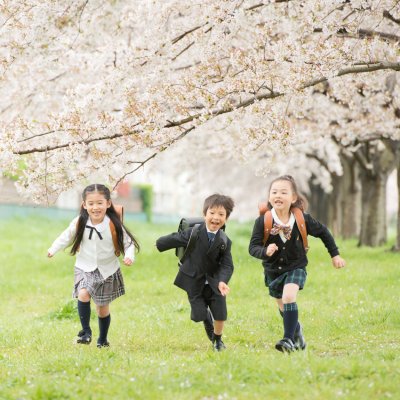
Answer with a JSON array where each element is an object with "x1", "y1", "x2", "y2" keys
[
  {"x1": 14, "y1": 129, "x2": 139, "y2": 155},
  {"x1": 383, "y1": 9, "x2": 400, "y2": 26}
]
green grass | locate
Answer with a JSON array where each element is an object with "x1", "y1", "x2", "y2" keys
[{"x1": 0, "y1": 216, "x2": 399, "y2": 400}]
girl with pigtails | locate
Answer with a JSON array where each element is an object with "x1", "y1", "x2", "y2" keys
[
  {"x1": 48, "y1": 184, "x2": 140, "y2": 348},
  {"x1": 249, "y1": 175, "x2": 345, "y2": 353}
]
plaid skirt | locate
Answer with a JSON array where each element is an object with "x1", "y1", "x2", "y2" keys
[
  {"x1": 73, "y1": 267, "x2": 125, "y2": 306},
  {"x1": 265, "y1": 268, "x2": 307, "y2": 299}
]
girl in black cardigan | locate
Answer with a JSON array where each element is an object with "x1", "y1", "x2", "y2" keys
[{"x1": 249, "y1": 175, "x2": 345, "y2": 353}]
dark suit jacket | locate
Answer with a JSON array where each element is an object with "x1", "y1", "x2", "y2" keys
[{"x1": 156, "y1": 223, "x2": 234, "y2": 297}]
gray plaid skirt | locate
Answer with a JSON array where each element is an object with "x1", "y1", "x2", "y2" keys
[
  {"x1": 265, "y1": 268, "x2": 307, "y2": 299},
  {"x1": 73, "y1": 267, "x2": 125, "y2": 306}
]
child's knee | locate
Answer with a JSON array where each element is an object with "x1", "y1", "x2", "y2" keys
[
  {"x1": 78, "y1": 289, "x2": 91, "y2": 302},
  {"x1": 190, "y1": 307, "x2": 207, "y2": 322},
  {"x1": 282, "y1": 292, "x2": 297, "y2": 304},
  {"x1": 96, "y1": 305, "x2": 110, "y2": 318}
]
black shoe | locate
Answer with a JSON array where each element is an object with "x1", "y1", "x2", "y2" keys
[
  {"x1": 213, "y1": 339, "x2": 226, "y2": 352},
  {"x1": 275, "y1": 338, "x2": 295, "y2": 353},
  {"x1": 77, "y1": 329, "x2": 92, "y2": 344},
  {"x1": 294, "y1": 323, "x2": 306, "y2": 350},
  {"x1": 97, "y1": 340, "x2": 110, "y2": 348},
  {"x1": 203, "y1": 308, "x2": 214, "y2": 342}
]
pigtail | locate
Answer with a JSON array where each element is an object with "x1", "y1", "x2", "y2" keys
[
  {"x1": 107, "y1": 204, "x2": 140, "y2": 255},
  {"x1": 70, "y1": 206, "x2": 89, "y2": 255},
  {"x1": 291, "y1": 195, "x2": 308, "y2": 212}
]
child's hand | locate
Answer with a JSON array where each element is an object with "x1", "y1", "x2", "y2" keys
[
  {"x1": 123, "y1": 257, "x2": 134, "y2": 266},
  {"x1": 266, "y1": 243, "x2": 278, "y2": 257},
  {"x1": 47, "y1": 252, "x2": 53, "y2": 258},
  {"x1": 332, "y1": 255, "x2": 345, "y2": 269},
  {"x1": 218, "y1": 282, "x2": 230, "y2": 296}
]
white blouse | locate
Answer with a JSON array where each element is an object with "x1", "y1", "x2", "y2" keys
[
  {"x1": 48, "y1": 215, "x2": 135, "y2": 279},
  {"x1": 271, "y1": 208, "x2": 295, "y2": 243}
]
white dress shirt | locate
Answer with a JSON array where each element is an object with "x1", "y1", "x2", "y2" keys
[{"x1": 48, "y1": 215, "x2": 135, "y2": 279}]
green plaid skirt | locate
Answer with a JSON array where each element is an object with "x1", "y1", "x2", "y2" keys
[{"x1": 265, "y1": 268, "x2": 307, "y2": 298}]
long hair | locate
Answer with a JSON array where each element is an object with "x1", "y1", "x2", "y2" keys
[
  {"x1": 267, "y1": 175, "x2": 308, "y2": 212},
  {"x1": 70, "y1": 184, "x2": 140, "y2": 255}
]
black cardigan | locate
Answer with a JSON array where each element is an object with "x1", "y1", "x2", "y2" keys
[{"x1": 248, "y1": 212, "x2": 339, "y2": 273}]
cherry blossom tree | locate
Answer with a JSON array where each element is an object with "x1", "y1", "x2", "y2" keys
[{"x1": 1, "y1": 0, "x2": 399, "y2": 246}]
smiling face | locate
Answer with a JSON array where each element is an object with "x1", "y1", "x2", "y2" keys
[
  {"x1": 83, "y1": 192, "x2": 111, "y2": 225},
  {"x1": 204, "y1": 205, "x2": 227, "y2": 232},
  {"x1": 269, "y1": 179, "x2": 297, "y2": 214}
]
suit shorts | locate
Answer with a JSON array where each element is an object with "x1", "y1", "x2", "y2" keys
[{"x1": 187, "y1": 284, "x2": 227, "y2": 322}]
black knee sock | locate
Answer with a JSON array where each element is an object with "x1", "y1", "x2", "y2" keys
[
  {"x1": 98, "y1": 314, "x2": 111, "y2": 344},
  {"x1": 283, "y1": 303, "x2": 298, "y2": 341},
  {"x1": 279, "y1": 307, "x2": 300, "y2": 335},
  {"x1": 213, "y1": 333, "x2": 222, "y2": 342},
  {"x1": 77, "y1": 300, "x2": 91, "y2": 334}
]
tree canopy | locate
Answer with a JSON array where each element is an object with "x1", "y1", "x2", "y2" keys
[{"x1": 1, "y1": 0, "x2": 399, "y2": 202}]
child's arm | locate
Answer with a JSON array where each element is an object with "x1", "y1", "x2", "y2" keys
[
  {"x1": 306, "y1": 214, "x2": 338, "y2": 255},
  {"x1": 217, "y1": 240, "x2": 234, "y2": 296},
  {"x1": 332, "y1": 255, "x2": 346, "y2": 269},
  {"x1": 218, "y1": 282, "x2": 230, "y2": 296},
  {"x1": 156, "y1": 230, "x2": 190, "y2": 252},
  {"x1": 248, "y1": 216, "x2": 271, "y2": 259},
  {"x1": 305, "y1": 214, "x2": 345, "y2": 268},
  {"x1": 47, "y1": 217, "x2": 78, "y2": 257},
  {"x1": 122, "y1": 227, "x2": 135, "y2": 266}
]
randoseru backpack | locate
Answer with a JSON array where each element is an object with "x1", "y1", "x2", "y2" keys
[
  {"x1": 175, "y1": 217, "x2": 228, "y2": 265},
  {"x1": 258, "y1": 202, "x2": 309, "y2": 252}
]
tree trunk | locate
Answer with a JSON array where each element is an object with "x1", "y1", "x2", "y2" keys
[
  {"x1": 395, "y1": 167, "x2": 400, "y2": 250},
  {"x1": 356, "y1": 140, "x2": 399, "y2": 247},
  {"x1": 327, "y1": 174, "x2": 342, "y2": 237},
  {"x1": 308, "y1": 178, "x2": 329, "y2": 224},
  {"x1": 309, "y1": 155, "x2": 361, "y2": 238},
  {"x1": 340, "y1": 156, "x2": 361, "y2": 239},
  {"x1": 358, "y1": 171, "x2": 388, "y2": 246}
]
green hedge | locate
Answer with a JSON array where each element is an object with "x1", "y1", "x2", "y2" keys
[{"x1": 136, "y1": 183, "x2": 153, "y2": 222}]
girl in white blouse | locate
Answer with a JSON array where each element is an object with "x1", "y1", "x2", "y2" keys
[{"x1": 48, "y1": 184, "x2": 140, "y2": 348}]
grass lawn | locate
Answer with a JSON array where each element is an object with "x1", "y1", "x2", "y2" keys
[{"x1": 0, "y1": 215, "x2": 399, "y2": 400}]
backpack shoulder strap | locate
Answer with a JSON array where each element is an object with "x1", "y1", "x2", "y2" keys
[
  {"x1": 292, "y1": 207, "x2": 309, "y2": 252},
  {"x1": 179, "y1": 223, "x2": 201, "y2": 264},
  {"x1": 113, "y1": 204, "x2": 124, "y2": 223},
  {"x1": 219, "y1": 230, "x2": 228, "y2": 251},
  {"x1": 258, "y1": 202, "x2": 272, "y2": 246},
  {"x1": 262, "y1": 210, "x2": 273, "y2": 246},
  {"x1": 109, "y1": 220, "x2": 120, "y2": 257}
]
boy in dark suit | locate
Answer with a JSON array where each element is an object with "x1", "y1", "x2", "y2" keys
[{"x1": 156, "y1": 194, "x2": 235, "y2": 351}]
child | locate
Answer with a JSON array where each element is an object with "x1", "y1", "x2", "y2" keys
[
  {"x1": 248, "y1": 175, "x2": 345, "y2": 353},
  {"x1": 48, "y1": 184, "x2": 140, "y2": 348},
  {"x1": 156, "y1": 194, "x2": 235, "y2": 351}
]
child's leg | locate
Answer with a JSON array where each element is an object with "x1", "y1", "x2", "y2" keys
[
  {"x1": 96, "y1": 304, "x2": 111, "y2": 347},
  {"x1": 276, "y1": 298, "x2": 283, "y2": 313},
  {"x1": 281, "y1": 283, "x2": 299, "y2": 341},
  {"x1": 276, "y1": 297, "x2": 300, "y2": 334},
  {"x1": 212, "y1": 320, "x2": 225, "y2": 351},
  {"x1": 208, "y1": 293, "x2": 227, "y2": 351},
  {"x1": 77, "y1": 289, "x2": 92, "y2": 342},
  {"x1": 214, "y1": 320, "x2": 224, "y2": 335}
]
